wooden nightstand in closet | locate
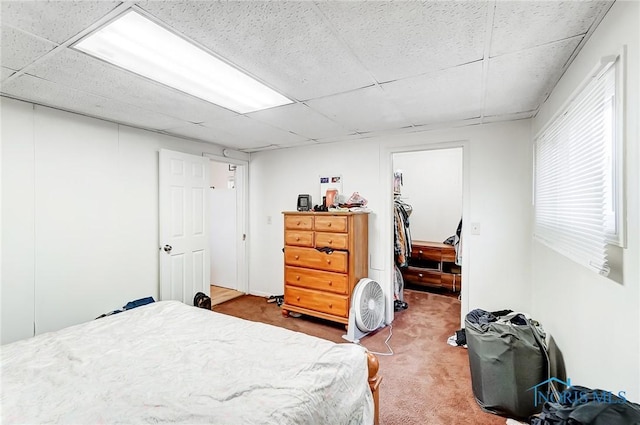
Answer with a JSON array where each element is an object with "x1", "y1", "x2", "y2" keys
[
  {"x1": 401, "y1": 240, "x2": 461, "y2": 293},
  {"x1": 281, "y1": 211, "x2": 369, "y2": 325}
]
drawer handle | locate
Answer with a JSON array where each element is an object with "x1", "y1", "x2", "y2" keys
[
  {"x1": 418, "y1": 273, "x2": 424, "y2": 278},
  {"x1": 329, "y1": 303, "x2": 333, "y2": 308},
  {"x1": 295, "y1": 236, "x2": 300, "y2": 241},
  {"x1": 296, "y1": 296, "x2": 300, "y2": 301},
  {"x1": 328, "y1": 281, "x2": 333, "y2": 286},
  {"x1": 296, "y1": 275, "x2": 300, "y2": 281},
  {"x1": 294, "y1": 255, "x2": 299, "y2": 260},
  {"x1": 296, "y1": 221, "x2": 301, "y2": 225},
  {"x1": 328, "y1": 239, "x2": 333, "y2": 244},
  {"x1": 419, "y1": 250, "x2": 423, "y2": 255},
  {"x1": 326, "y1": 259, "x2": 331, "y2": 264}
]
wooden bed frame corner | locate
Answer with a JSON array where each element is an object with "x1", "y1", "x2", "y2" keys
[{"x1": 366, "y1": 351, "x2": 382, "y2": 425}]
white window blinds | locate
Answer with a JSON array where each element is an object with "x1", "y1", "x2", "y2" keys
[{"x1": 534, "y1": 59, "x2": 617, "y2": 276}]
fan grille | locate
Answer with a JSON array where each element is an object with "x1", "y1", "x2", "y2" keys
[{"x1": 354, "y1": 279, "x2": 385, "y2": 332}]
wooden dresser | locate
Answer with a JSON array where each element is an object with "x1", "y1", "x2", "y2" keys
[
  {"x1": 282, "y1": 211, "x2": 369, "y2": 325},
  {"x1": 401, "y1": 240, "x2": 461, "y2": 293}
]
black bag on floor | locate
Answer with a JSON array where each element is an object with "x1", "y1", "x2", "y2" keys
[
  {"x1": 530, "y1": 386, "x2": 640, "y2": 425},
  {"x1": 194, "y1": 292, "x2": 211, "y2": 310},
  {"x1": 465, "y1": 309, "x2": 549, "y2": 419}
]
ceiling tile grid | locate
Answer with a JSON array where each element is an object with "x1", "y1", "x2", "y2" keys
[
  {"x1": 2, "y1": 73, "x2": 186, "y2": 131},
  {"x1": 161, "y1": 123, "x2": 237, "y2": 146},
  {"x1": 1, "y1": 67, "x2": 16, "y2": 81},
  {"x1": 0, "y1": 1, "x2": 121, "y2": 44},
  {"x1": 484, "y1": 37, "x2": 583, "y2": 116},
  {"x1": 24, "y1": 49, "x2": 239, "y2": 124},
  {"x1": 137, "y1": 1, "x2": 375, "y2": 101},
  {"x1": 380, "y1": 61, "x2": 484, "y2": 126},
  {"x1": 0, "y1": 26, "x2": 57, "y2": 71},
  {"x1": 305, "y1": 85, "x2": 412, "y2": 133},
  {"x1": 200, "y1": 115, "x2": 311, "y2": 151},
  {"x1": 316, "y1": 1, "x2": 488, "y2": 83},
  {"x1": 246, "y1": 103, "x2": 351, "y2": 140},
  {"x1": 0, "y1": 1, "x2": 618, "y2": 152},
  {"x1": 490, "y1": 0, "x2": 613, "y2": 57}
]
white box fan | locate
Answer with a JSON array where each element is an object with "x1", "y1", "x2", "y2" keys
[{"x1": 343, "y1": 278, "x2": 386, "y2": 343}]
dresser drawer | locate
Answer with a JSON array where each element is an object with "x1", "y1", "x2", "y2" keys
[
  {"x1": 441, "y1": 246, "x2": 456, "y2": 262},
  {"x1": 315, "y1": 232, "x2": 348, "y2": 250},
  {"x1": 411, "y1": 245, "x2": 441, "y2": 262},
  {"x1": 285, "y1": 266, "x2": 348, "y2": 294},
  {"x1": 402, "y1": 267, "x2": 442, "y2": 286},
  {"x1": 441, "y1": 273, "x2": 462, "y2": 291},
  {"x1": 284, "y1": 247, "x2": 348, "y2": 273},
  {"x1": 285, "y1": 230, "x2": 314, "y2": 247},
  {"x1": 284, "y1": 215, "x2": 313, "y2": 230},
  {"x1": 285, "y1": 286, "x2": 349, "y2": 317},
  {"x1": 314, "y1": 216, "x2": 348, "y2": 232}
]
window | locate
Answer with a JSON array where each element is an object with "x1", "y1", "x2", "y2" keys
[{"x1": 534, "y1": 55, "x2": 624, "y2": 277}]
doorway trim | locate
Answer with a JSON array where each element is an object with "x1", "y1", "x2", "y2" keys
[
  {"x1": 203, "y1": 153, "x2": 249, "y2": 294},
  {"x1": 380, "y1": 140, "x2": 471, "y2": 325}
]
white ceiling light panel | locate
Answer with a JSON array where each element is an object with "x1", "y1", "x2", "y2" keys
[{"x1": 73, "y1": 10, "x2": 293, "y2": 114}]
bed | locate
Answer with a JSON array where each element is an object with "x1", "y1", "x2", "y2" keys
[{"x1": 1, "y1": 300, "x2": 380, "y2": 424}]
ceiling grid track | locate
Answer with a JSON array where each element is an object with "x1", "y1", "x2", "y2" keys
[
  {"x1": 479, "y1": 1, "x2": 497, "y2": 124},
  {"x1": 308, "y1": 1, "x2": 414, "y2": 128},
  {"x1": 1, "y1": 2, "x2": 136, "y2": 88}
]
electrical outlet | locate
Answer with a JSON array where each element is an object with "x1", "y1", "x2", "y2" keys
[{"x1": 471, "y1": 222, "x2": 481, "y2": 235}]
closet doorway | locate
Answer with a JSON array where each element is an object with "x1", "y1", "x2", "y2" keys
[
  {"x1": 392, "y1": 146, "x2": 465, "y2": 318},
  {"x1": 208, "y1": 159, "x2": 247, "y2": 305}
]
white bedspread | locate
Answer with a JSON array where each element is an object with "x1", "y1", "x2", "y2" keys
[{"x1": 1, "y1": 301, "x2": 373, "y2": 424}]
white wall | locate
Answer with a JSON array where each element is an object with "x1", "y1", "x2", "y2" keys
[
  {"x1": 249, "y1": 120, "x2": 533, "y2": 323},
  {"x1": 393, "y1": 148, "x2": 462, "y2": 242},
  {"x1": 1, "y1": 98, "x2": 232, "y2": 343},
  {"x1": 531, "y1": 0, "x2": 639, "y2": 401},
  {"x1": 1, "y1": 100, "x2": 35, "y2": 343}
]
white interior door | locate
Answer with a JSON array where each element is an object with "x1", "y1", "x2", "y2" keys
[{"x1": 159, "y1": 149, "x2": 210, "y2": 304}]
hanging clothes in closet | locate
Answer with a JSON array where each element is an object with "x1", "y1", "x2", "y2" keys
[
  {"x1": 394, "y1": 196, "x2": 413, "y2": 268},
  {"x1": 393, "y1": 196, "x2": 412, "y2": 305}
]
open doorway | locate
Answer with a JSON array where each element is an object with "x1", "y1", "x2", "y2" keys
[
  {"x1": 392, "y1": 147, "x2": 464, "y2": 313},
  {"x1": 208, "y1": 159, "x2": 247, "y2": 305}
]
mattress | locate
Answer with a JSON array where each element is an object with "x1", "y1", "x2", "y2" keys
[{"x1": 1, "y1": 300, "x2": 373, "y2": 424}]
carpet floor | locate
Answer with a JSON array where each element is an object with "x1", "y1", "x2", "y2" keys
[{"x1": 214, "y1": 289, "x2": 507, "y2": 425}]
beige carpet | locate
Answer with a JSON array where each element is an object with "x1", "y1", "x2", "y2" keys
[{"x1": 214, "y1": 289, "x2": 507, "y2": 425}]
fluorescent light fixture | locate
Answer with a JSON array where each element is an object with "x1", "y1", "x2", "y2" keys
[{"x1": 73, "y1": 10, "x2": 292, "y2": 113}]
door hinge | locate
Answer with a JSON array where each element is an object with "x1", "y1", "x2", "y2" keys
[{"x1": 242, "y1": 234, "x2": 246, "y2": 241}]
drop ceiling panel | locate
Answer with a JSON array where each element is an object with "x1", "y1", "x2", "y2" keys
[
  {"x1": 381, "y1": 61, "x2": 483, "y2": 126},
  {"x1": 1, "y1": 67, "x2": 16, "y2": 82},
  {"x1": 0, "y1": 26, "x2": 57, "y2": 71},
  {"x1": 247, "y1": 103, "x2": 350, "y2": 140},
  {"x1": 277, "y1": 139, "x2": 319, "y2": 149},
  {"x1": 485, "y1": 37, "x2": 582, "y2": 116},
  {"x1": 0, "y1": 1, "x2": 120, "y2": 44},
  {"x1": 162, "y1": 124, "x2": 234, "y2": 146},
  {"x1": 26, "y1": 49, "x2": 238, "y2": 124},
  {"x1": 491, "y1": 1, "x2": 612, "y2": 57},
  {"x1": 315, "y1": 132, "x2": 372, "y2": 145},
  {"x1": 316, "y1": 1, "x2": 487, "y2": 82},
  {"x1": 201, "y1": 116, "x2": 310, "y2": 149},
  {"x1": 137, "y1": 1, "x2": 374, "y2": 100},
  {"x1": 306, "y1": 85, "x2": 411, "y2": 133},
  {"x1": 1, "y1": 74, "x2": 186, "y2": 130}
]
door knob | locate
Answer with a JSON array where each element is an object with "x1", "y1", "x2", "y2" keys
[{"x1": 163, "y1": 244, "x2": 172, "y2": 253}]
